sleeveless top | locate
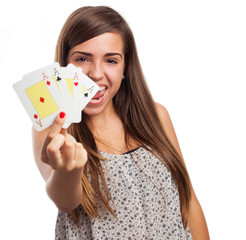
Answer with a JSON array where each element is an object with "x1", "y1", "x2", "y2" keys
[{"x1": 55, "y1": 147, "x2": 193, "y2": 239}]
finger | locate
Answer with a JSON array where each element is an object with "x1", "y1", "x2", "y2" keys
[
  {"x1": 42, "y1": 112, "x2": 67, "y2": 156},
  {"x1": 62, "y1": 141, "x2": 75, "y2": 171},
  {"x1": 60, "y1": 127, "x2": 67, "y2": 137},
  {"x1": 48, "y1": 112, "x2": 67, "y2": 139},
  {"x1": 74, "y1": 143, "x2": 88, "y2": 168},
  {"x1": 46, "y1": 133, "x2": 65, "y2": 169},
  {"x1": 65, "y1": 133, "x2": 76, "y2": 144}
]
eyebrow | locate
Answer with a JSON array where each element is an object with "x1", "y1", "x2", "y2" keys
[{"x1": 70, "y1": 51, "x2": 123, "y2": 59}]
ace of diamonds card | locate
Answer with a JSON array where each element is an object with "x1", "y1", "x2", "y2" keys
[{"x1": 13, "y1": 65, "x2": 68, "y2": 131}]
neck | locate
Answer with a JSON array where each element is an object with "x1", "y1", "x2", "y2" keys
[
  {"x1": 85, "y1": 103, "x2": 119, "y2": 131},
  {"x1": 84, "y1": 104, "x2": 140, "y2": 154}
]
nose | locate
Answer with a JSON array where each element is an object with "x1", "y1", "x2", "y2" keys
[{"x1": 88, "y1": 61, "x2": 104, "y2": 81}]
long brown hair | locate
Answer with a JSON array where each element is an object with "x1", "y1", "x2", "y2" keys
[{"x1": 55, "y1": 6, "x2": 191, "y2": 227}]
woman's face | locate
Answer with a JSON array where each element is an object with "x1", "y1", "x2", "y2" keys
[{"x1": 68, "y1": 32, "x2": 125, "y2": 117}]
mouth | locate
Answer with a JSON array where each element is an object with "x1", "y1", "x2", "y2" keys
[{"x1": 89, "y1": 86, "x2": 107, "y2": 105}]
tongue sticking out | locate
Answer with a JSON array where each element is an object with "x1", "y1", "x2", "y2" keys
[{"x1": 92, "y1": 88, "x2": 106, "y2": 99}]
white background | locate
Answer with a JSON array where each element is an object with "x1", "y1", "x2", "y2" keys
[{"x1": 0, "y1": 0, "x2": 245, "y2": 239}]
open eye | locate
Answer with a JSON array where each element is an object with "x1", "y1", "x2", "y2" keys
[
  {"x1": 106, "y1": 59, "x2": 117, "y2": 64},
  {"x1": 76, "y1": 57, "x2": 88, "y2": 62}
]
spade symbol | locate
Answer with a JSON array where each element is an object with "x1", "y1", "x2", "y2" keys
[{"x1": 84, "y1": 92, "x2": 88, "y2": 98}]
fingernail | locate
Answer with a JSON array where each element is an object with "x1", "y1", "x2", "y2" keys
[{"x1": 59, "y1": 112, "x2": 66, "y2": 119}]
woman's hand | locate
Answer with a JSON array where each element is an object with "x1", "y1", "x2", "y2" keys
[
  {"x1": 41, "y1": 112, "x2": 87, "y2": 173},
  {"x1": 32, "y1": 112, "x2": 87, "y2": 212}
]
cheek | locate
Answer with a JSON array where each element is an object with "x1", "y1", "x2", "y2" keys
[
  {"x1": 106, "y1": 71, "x2": 123, "y2": 87},
  {"x1": 73, "y1": 63, "x2": 89, "y2": 76},
  {"x1": 80, "y1": 66, "x2": 89, "y2": 75},
  {"x1": 107, "y1": 65, "x2": 124, "y2": 81}
]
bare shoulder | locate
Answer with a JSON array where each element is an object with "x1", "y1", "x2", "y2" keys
[
  {"x1": 155, "y1": 102, "x2": 170, "y2": 122},
  {"x1": 154, "y1": 102, "x2": 184, "y2": 159},
  {"x1": 154, "y1": 102, "x2": 174, "y2": 131}
]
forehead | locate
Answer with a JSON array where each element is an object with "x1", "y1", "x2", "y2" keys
[{"x1": 71, "y1": 32, "x2": 124, "y2": 55}]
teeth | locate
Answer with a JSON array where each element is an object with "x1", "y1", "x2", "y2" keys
[{"x1": 99, "y1": 86, "x2": 106, "y2": 91}]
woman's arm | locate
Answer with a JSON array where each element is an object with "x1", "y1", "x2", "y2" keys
[
  {"x1": 32, "y1": 113, "x2": 87, "y2": 212},
  {"x1": 155, "y1": 102, "x2": 210, "y2": 240}
]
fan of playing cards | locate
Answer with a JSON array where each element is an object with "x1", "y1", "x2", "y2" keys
[{"x1": 13, "y1": 63, "x2": 99, "y2": 131}]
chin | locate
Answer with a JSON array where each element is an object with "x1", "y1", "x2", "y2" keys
[{"x1": 82, "y1": 105, "x2": 104, "y2": 117}]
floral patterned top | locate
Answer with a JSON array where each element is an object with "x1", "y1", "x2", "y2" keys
[{"x1": 55, "y1": 147, "x2": 192, "y2": 239}]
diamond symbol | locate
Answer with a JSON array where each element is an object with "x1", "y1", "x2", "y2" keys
[
  {"x1": 40, "y1": 97, "x2": 45, "y2": 103},
  {"x1": 46, "y1": 81, "x2": 51, "y2": 86},
  {"x1": 34, "y1": 114, "x2": 38, "y2": 119}
]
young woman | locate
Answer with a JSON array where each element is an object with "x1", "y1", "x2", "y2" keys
[{"x1": 33, "y1": 6, "x2": 209, "y2": 239}]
